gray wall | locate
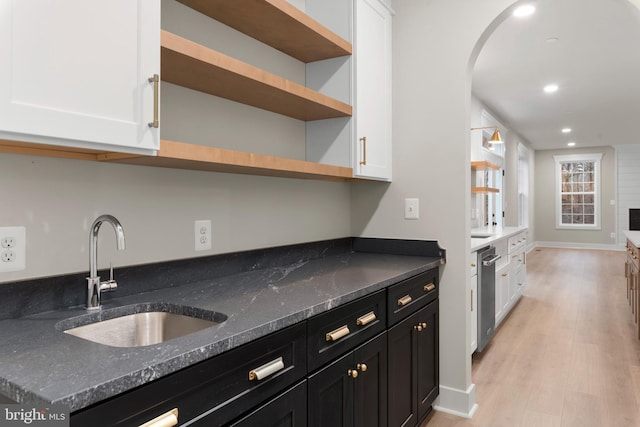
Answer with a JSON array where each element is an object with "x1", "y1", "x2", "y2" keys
[
  {"x1": 534, "y1": 146, "x2": 616, "y2": 247},
  {"x1": 351, "y1": 0, "x2": 518, "y2": 414}
]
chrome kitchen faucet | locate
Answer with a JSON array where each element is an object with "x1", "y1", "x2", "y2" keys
[{"x1": 86, "y1": 215, "x2": 126, "y2": 310}]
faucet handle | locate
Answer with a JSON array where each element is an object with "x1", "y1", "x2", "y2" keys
[{"x1": 100, "y1": 262, "x2": 118, "y2": 293}]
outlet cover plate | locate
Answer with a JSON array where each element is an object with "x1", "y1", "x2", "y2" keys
[
  {"x1": 0, "y1": 226, "x2": 25, "y2": 272},
  {"x1": 195, "y1": 220, "x2": 212, "y2": 251}
]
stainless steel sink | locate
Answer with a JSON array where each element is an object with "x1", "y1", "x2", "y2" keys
[{"x1": 61, "y1": 305, "x2": 227, "y2": 348}]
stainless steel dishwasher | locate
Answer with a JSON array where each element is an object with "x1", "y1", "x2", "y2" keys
[{"x1": 477, "y1": 245, "x2": 501, "y2": 352}]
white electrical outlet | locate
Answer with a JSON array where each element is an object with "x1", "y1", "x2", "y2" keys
[
  {"x1": 404, "y1": 198, "x2": 419, "y2": 220},
  {"x1": 610, "y1": 232, "x2": 616, "y2": 239},
  {"x1": 194, "y1": 220, "x2": 212, "y2": 251},
  {"x1": 0, "y1": 226, "x2": 25, "y2": 272}
]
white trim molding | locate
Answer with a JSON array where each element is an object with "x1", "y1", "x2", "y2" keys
[
  {"x1": 534, "y1": 241, "x2": 625, "y2": 251},
  {"x1": 432, "y1": 383, "x2": 478, "y2": 419}
]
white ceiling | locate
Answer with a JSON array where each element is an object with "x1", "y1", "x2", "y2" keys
[{"x1": 472, "y1": 0, "x2": 640, "y2": 151}]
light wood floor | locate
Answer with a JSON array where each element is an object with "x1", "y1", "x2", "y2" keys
[{"x1": 423, "y1": 247, "x2": 640, "y2": 427}]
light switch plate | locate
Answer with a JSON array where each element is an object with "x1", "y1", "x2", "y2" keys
[{"x1": 404, "y1": 198, "x2": 419, "y2": 220}]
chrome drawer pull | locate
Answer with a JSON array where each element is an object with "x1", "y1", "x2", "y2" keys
[
  {"x1": 424, "y1": 283, "x2": 436, "y2": 292},
  {"x1": 139, "y1": 408, "x2": 178, "y2": 427},
  {"x1": 249, "y1": 356, "x2": 285, "y2": 381},
  {"x1": 398, "y1": 295, "x2": 412, "y2": 307},
  {"x1": 326, "y1": 325, "x2": 350, "y2": 342},
  {"x1": 356, "y1": 311, "x2": 376, "y2": 326}
]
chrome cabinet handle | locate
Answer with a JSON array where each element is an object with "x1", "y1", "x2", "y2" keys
[
  {"x1": 148, "y1": 74, "x2": 159, "y2": 128},
  {"x1": 249, "y1": 357, "x2": 285, "y2": 381},
  {"x1": 139, "y1": 408, "x2": 178, "y2": 427},
  {"x1": 326, "y1": 325, "x2": 350, "y2": 342},
  {"x1": 356, "y1": 311, "x2": 376, "y2": 326},
  {"x1": 359, "y1": 136, "x2": 367, "y2": 165}
]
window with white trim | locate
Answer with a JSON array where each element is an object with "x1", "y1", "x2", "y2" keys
[{"x1": 553, "y1": 153, "x2": 603, "y2": 230}]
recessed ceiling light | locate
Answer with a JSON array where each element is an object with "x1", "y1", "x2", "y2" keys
[
  {"x1": 544, "y1": 84, "x2": 559, "y2": 93},
  {"x1": 567, "y1": 142, "x2": 576, "y2": 147},
  {"x1": 513, "y1": 4, "x2": 536, "y2": 17},
  {"x1": 546, "y1": 37, "x2": 559, "y2": 44},
  {"x1": 562, "y1": 128, "x2": 572, "y2": 133}
]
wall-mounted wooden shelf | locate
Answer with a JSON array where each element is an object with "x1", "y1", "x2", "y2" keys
[
  {"x1": 471, "y1": 161, "x2": 500, "y2": 171},
  {"x1": 471, "y1": 187, "x2": 500, "y2": 194},
  {"x1": 0, "y1": 140, "x2": 355, "y2": 182},
  {"x1": 99, "y1": 140, "x2": 354, "y2": 182},
  {"x1": 161, "y1": 31, "x2": 352, "y2": 121},
  {"x1": 177, "y1": 0, "x2": 352, "y2": 63}
]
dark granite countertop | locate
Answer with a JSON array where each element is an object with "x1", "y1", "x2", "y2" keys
[{"x1": 0, "y1": 240, "x2": 443, "y2": 412}]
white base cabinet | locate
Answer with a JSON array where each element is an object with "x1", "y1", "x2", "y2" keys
[
  {"x1": 495, "y1": 230, "x2": 528, "y2": 327},
  {"x1": 0, "y1": 0, "x2": 160, "y2": 154}
]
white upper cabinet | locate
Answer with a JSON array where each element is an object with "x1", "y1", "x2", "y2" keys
[
  {"x1": 354, "y1": 0, "x2": 392, "y2": 181},
  {"x1": 0, "y1": 0, "x2": 160, "y2": 154}
]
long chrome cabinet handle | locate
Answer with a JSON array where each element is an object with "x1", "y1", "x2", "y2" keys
[
  {"x1": 138, "y1": 408, "x2": 178, "y2": 427},
  {"x1": 326, "y1": 325, "x2": 350, "y2": 342},
  {"x1": 356, "y1": 311, "x2": 376, "y2": 326},
  {"x1": 148, "y1": 74, "x2": 159, "y2": 128},
  {"x1": 249, "y1": 356, "x2": 285, "y2": 381}
]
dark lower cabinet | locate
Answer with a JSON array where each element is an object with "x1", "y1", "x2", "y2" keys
[
  {"x1": 416, "y1": 301, "x2": 439, "y2": 421},
  {"x1": 308, "y1": 333, "x2": 387, "y2": 427},
  {"x1": 70, "y1": 323, "x2": 306, "y2": 427},
  {"x1": 228, "y1": 381, "x2": 307, "y2": 427},
  {"x1": 69, "y1": 269, "x2": 440, "y2": 427},
  {"x1": 388, "y1": 300, "x2": 439, "y2": 427}
]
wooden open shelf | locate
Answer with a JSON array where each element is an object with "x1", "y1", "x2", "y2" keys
[
  {"x1": 471, "y1": 187, "x2": 500, "y2": 194},
  {"x1": 471, "y1": 161, "x2": 500, "y2": 171},
  {"x1": 177, "y1": 0, "x2": 351, "y2": 63},
  {"x1": 161, "y1": 31, "x2": 352, "y2": 122},
  {"x1": 0, "y1": 140, "x2": 355, "y2": 182},
  {"x1": 99, "y1": 140, "x2": 354, "y2": 181}
]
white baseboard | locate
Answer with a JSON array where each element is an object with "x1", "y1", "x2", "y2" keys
[
  {"x1": 534, "y1": 241, "x2": 625, "y2": 251},
  {"x1": 432, "y1": 383, "x2": 478, "y2": 419}
]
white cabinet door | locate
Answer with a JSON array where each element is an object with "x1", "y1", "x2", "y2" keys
[
  {"x1": 495, "y1": 265, "x2": 509, "y2": 325},
  {"x1": 354, "y1": 0, "x2": 391, "y2": 181},
  {"x1": 470, "y1": 273, "x2": 478, "y2": 354},
  {"x1": 0, "y1": 0, "x2": 159, "y2": 154}
]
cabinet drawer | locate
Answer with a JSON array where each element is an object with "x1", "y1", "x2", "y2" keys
[
  {"x1": 470, "y1": 252, "x2": 478, "y2": 277},
  {"x1": 227, "y1": 380, "x2": 307, "y2": 427},
  {"x1": 387, "y1": 269, "x2": 438, "y2": 326},
  {"x1": 71, "y1": 323, "x2": 306, "y2": 427},
  {"x1": 629, "y1": 240, "x2": 640, "y2": 269},
  {"x1": 508, "y1": 232, "x2": 526, "y2": 254},
  {"x1": 307, "y1": 290, "x2": 386, "y2": 372}
]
